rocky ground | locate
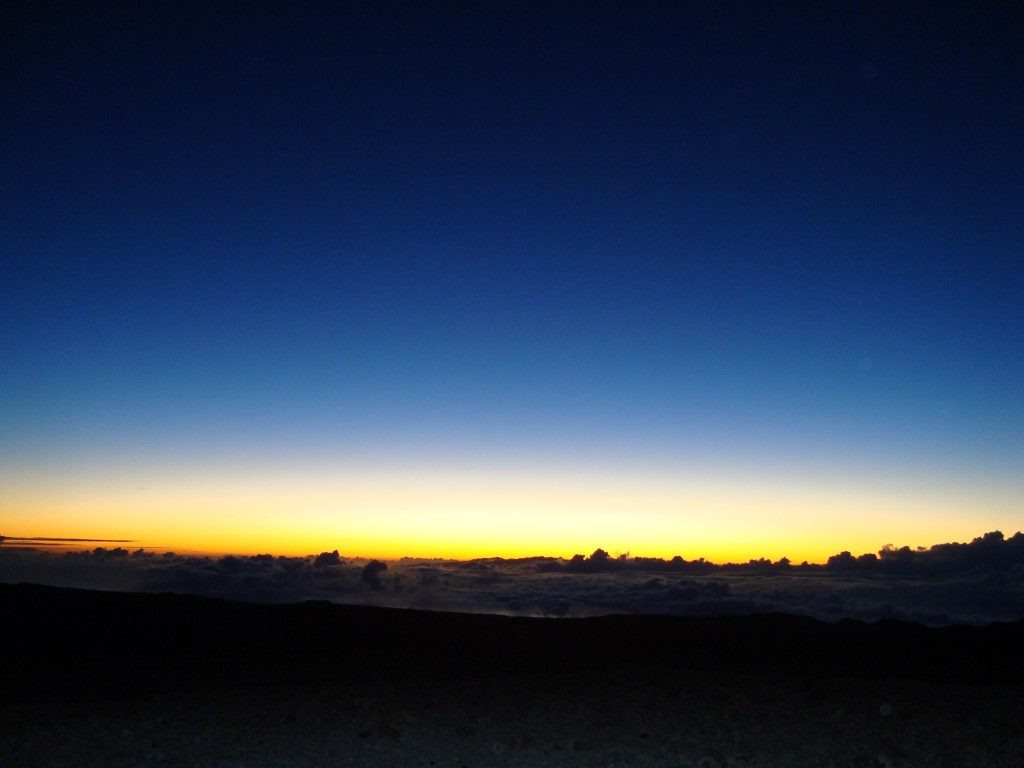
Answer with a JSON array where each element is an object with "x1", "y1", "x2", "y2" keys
[
  {"x1": 3, "y1": 583, "x2": 1022, "y2": 768},
  {"x1": 4, "y1": 666, "x2": 1023, "y2": 768}
]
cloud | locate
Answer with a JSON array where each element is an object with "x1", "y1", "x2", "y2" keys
[
  {"x1": 314, "y1": 550, "x2": 342, "y2": 567},
  {"x1": 361, "y1": 560, "x2": 388, "y2": 591},
  {"x1": 826, "y1": 531, "x2": 1024, "y2": 578},
  {"x1": 2, "y1": 531, "x2": 1023, "y2": 625}
]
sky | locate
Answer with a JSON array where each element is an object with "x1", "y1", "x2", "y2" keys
[{"x1": 2, "y1": 2, "x2": 1022, "y2": 562}]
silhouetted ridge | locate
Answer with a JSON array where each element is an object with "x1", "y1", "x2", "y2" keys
[{"x1": 2, "y1": 583, "x2": 1022, "y2": 705}]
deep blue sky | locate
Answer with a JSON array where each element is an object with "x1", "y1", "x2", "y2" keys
[{"x1": 3, "y1": 3, "x2": 1022, "y2": 497}]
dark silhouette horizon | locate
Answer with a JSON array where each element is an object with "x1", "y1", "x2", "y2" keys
[
  {"x1": 4, "y1": 528, "x2": 1023, "y2": 626},
  {"x1": 5, "y1": 529, "x2": 1022, "y2": 572}
]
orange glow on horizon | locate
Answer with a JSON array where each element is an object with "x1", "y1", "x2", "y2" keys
[{"x1": 4, "y1": 462, "x2": 1021, "y2": 564}]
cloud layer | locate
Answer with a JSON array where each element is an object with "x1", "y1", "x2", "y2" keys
[{"x1": 2, "y1": 531, "x2": 1023, "y2": 626}]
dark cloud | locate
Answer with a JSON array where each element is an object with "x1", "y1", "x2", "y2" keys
[
  {"x1": 2, "y1": 531, "x2": 1023, "y2": 625},
  {"x1": 361, "y1": 560, "x2": 388, "y2": 591},
  {"x1": 825, "y1": 531, "x2": 1024, "y2": 578},
  {"x1": 314, "y1": 550, "x2": 342, "y2": 567}
]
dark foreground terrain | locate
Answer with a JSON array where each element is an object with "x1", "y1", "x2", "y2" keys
[{"x1": 2, "y1": 583, "x2": 1023, "y2": 767}]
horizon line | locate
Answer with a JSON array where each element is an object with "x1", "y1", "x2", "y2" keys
[{"x1": 5, "y1": 529, "x2": 1020, "y2": 567}]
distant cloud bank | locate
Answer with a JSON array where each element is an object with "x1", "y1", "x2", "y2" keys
[{"x1": 2, "y1": 532, "x2": 1022, "y2": 626}]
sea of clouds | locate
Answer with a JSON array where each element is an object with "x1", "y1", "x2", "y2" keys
[{"x1": 2, "y1": 531, "x2": 1023, "y2": 626}]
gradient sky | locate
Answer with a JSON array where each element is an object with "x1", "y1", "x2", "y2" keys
[{"x1": 2, "y1": 3, "x2": 1022, "y2": 561}]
